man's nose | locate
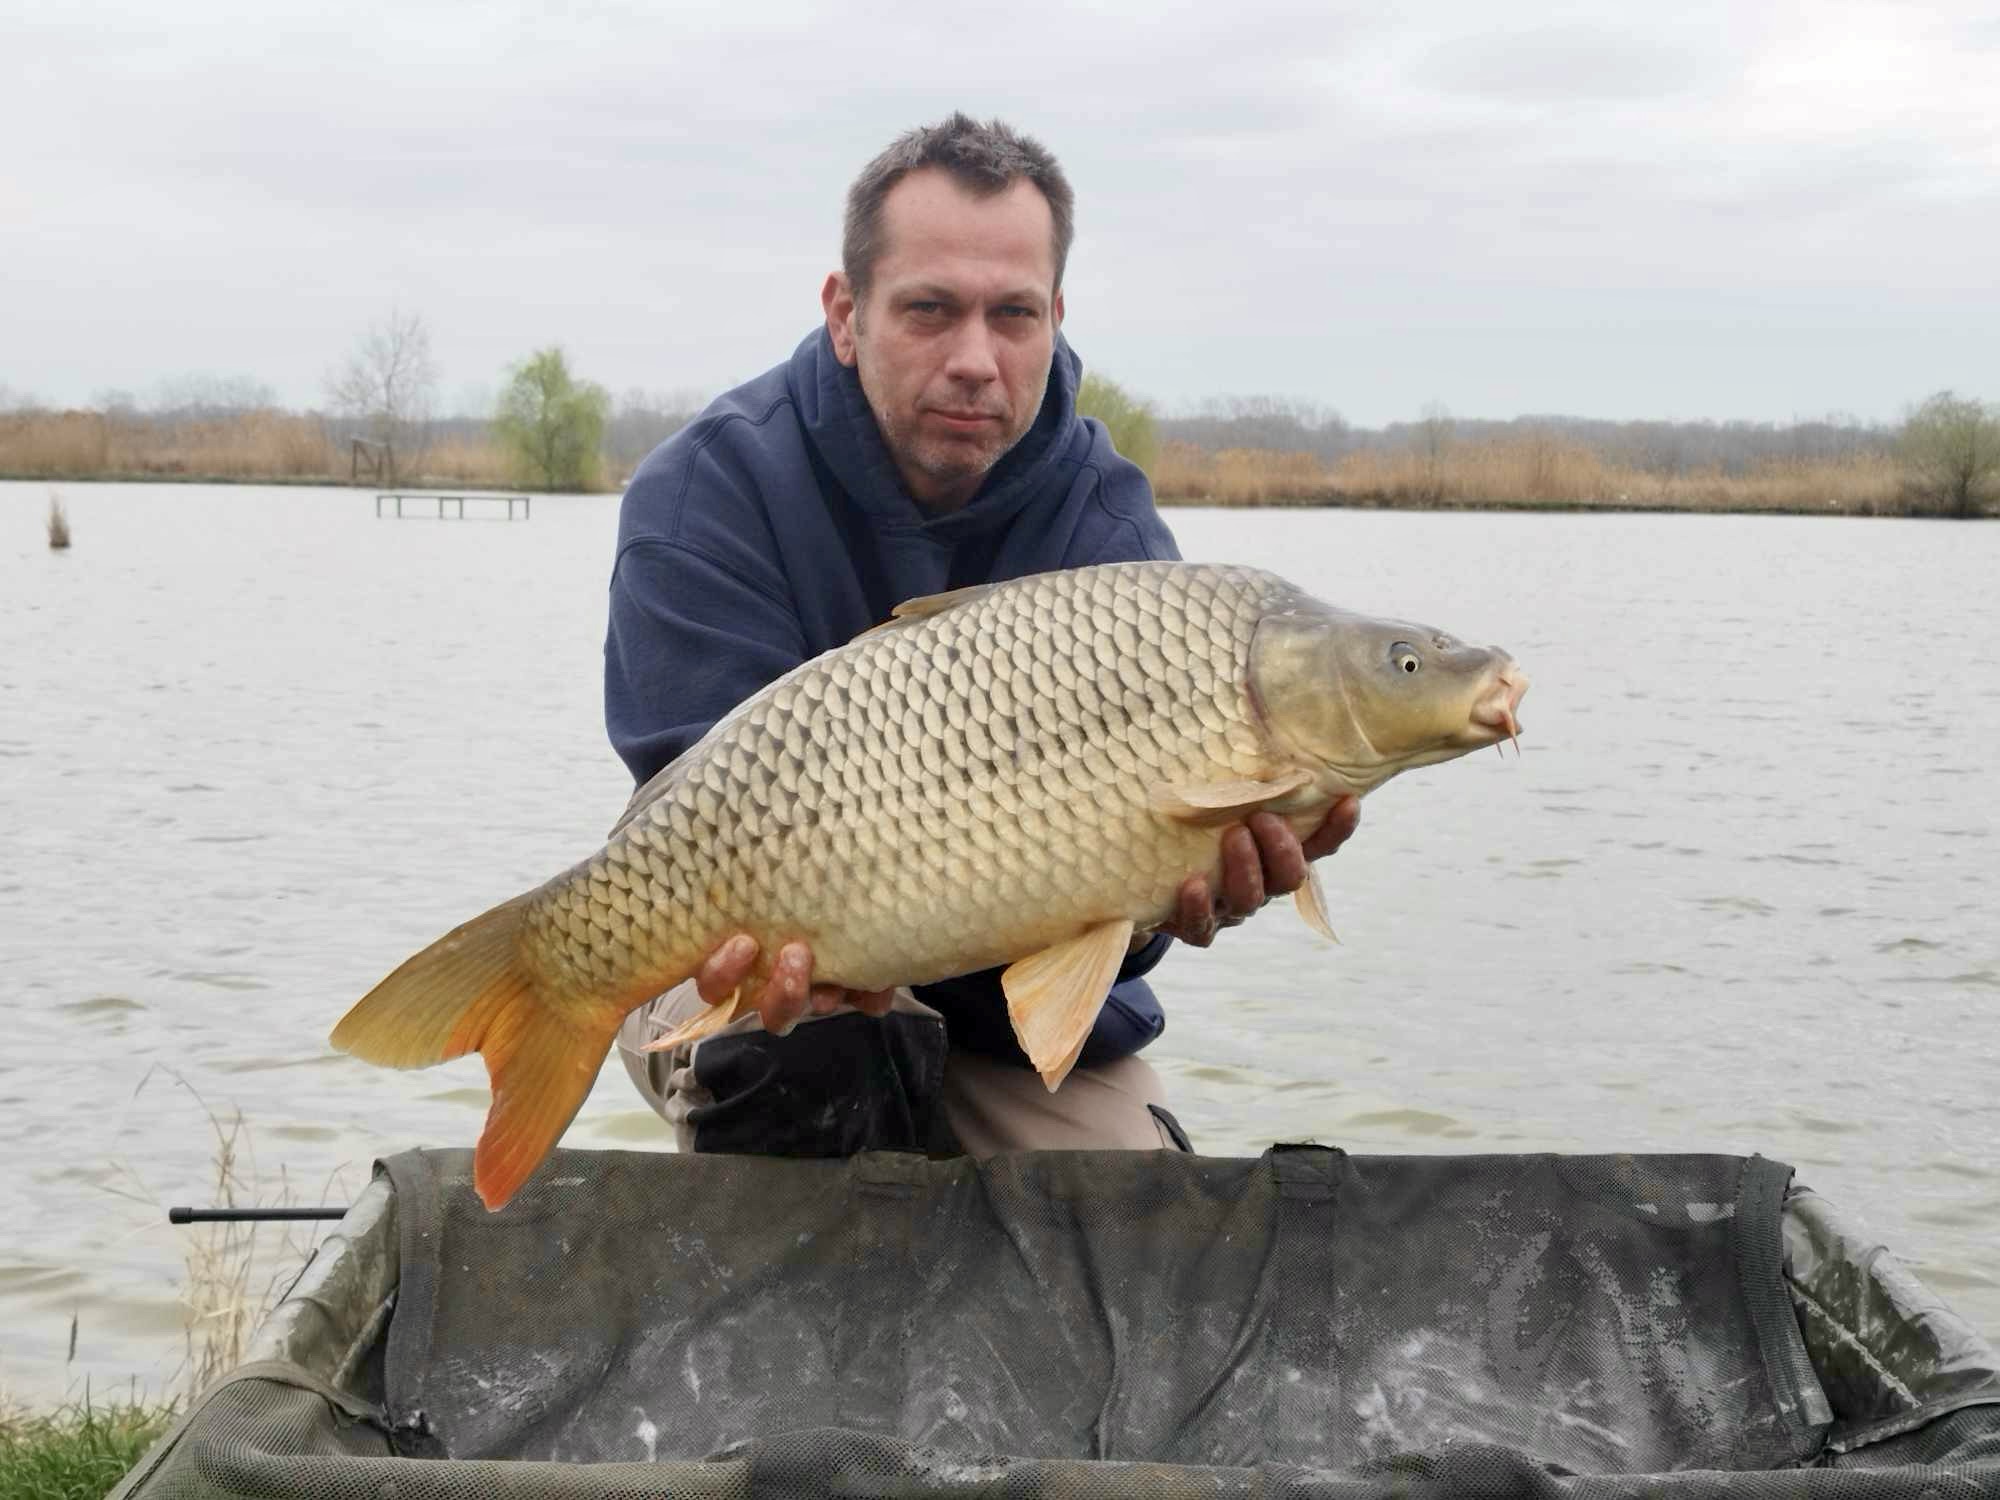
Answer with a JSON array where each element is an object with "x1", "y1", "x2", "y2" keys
[{"x1": 941, "y1": 317, "x2": 1000, "y2": 385}]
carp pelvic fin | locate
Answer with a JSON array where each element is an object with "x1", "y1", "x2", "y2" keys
[
  {"x1": 1149, "y1": 768, "x2": 1314, "y2": 825},
  {"x1": 1002, "y1": 918, "x2": 1135, "y2": 1092},
  {"x1": 1293, "y1": 865, "x2": 1340, "y2": 944},
  {"x1": 639, "y1": 988, "x2": 742, "y2": 1054},
  {"x1": 329, "y1": 892, "x2": 629, "y2": 1212}
]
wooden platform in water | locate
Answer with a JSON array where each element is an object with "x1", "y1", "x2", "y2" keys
[{"x1": 375, "y1": 491, "x2": 532, "y2": 521}]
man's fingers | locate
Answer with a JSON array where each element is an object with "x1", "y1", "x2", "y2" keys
[
  {"x1": 696, "y1": 933, "x2": 758, "y2": 1005},
  {"x1": 1173, "y1": 874, "x2": 1219, "y2": 947},
  {"x1": 1246, "y1": 812, "x2": 1307, "y2": 899},
  {"x1": 1301, "y1": 796, "x2": 1362, "y2": 862},
  {"x1": 853, "y1": 988, "x2": 897, "y2": 1018},
  {"x1": 755, "y1": 941, "x2": 814, "y2": 1035},
  {"x1": 1218, "y1": 823, "x2": 1266, "y2": 918}
]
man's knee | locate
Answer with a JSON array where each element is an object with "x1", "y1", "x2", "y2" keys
[
  {"x1": 620, "y1": 987, "x2": 953, "y2": 1156},
  {"x1": 681, "y1": 1010, "x2": 952, "y2": 1155}
]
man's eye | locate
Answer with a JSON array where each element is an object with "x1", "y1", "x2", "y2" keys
[{"x1": 996, "y1": 306, "x2": 1034, "y2": 319}]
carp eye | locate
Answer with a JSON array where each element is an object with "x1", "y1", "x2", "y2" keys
[{"x1": 1392, "y1": 642, "x2": 1421, "y2": 675}]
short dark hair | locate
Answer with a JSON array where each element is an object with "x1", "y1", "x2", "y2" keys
[{"x1": 842, "y1": 113, "x2": 1075, "y2": 304}]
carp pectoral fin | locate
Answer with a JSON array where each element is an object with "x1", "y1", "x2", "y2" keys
[
  {"x1": 1150, "y1": 768, "x2": 1314, "y2": 825},
  {"x1": 1294, "y1": 865, "x2": 1340, "y2": 944},
  {"x1": 1002, "y1": 918, "x2": 1135, "y2": 1093},
  {"x1": 329, "y1": 891, "x2": 633, "y2": 1212}
]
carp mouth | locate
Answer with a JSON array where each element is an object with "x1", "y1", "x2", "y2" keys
[{"x1": 1470, "y1": 663, "x2": 1530, "y2": 754}]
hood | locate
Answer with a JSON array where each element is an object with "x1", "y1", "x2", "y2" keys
[{"x1": 785, "y1": 324, "x2": 1085, "y2": 544}]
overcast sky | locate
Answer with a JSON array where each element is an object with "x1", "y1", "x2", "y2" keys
[{"x1": 5, "y1": 0, "x2": 1995, "y2": 427}]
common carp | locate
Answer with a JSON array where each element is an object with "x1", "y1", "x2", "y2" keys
[{"x1": 331, "y1": 562, "x2": 1527, "y2": 1209}]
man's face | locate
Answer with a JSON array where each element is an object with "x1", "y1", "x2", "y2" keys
[{"x1": 823, "y1": 168, "x2": 1065, "y2": 512}]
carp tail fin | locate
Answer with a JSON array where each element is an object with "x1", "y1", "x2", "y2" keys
[{"x1": 329, "y1": 891, "x2": 636, "y2": 1211}]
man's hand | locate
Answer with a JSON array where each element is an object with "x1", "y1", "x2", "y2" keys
[
  {"x1": 695, "y1": 933, "x2": 897, "y2": 1036},
  {"x1": 691, "y1": 796, "x2": 1361, "y2": 1029},
  {"x1": 1154, "y1": 796, "x2": 1362, "y2": 949}
]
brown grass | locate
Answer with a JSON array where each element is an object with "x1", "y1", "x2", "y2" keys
[
  {"x1": 101, "y1": 1073, "x2": 343, "y2": 1402},
  {"x1": 0, "y1": 411, "x2": 339, "y2": 481},
  {"x1": 421, "y1": 435, "x2": 515, "y2": 486},
  {"x1": 0, "y1": 411, "x2": 518, "y2": 488},
  {"x1": 0, "y1": 412, "x2": 1947, "y2": 514},
  {"x1": 1154, "y1": 438, "x2": 1918, "y2": 514}
]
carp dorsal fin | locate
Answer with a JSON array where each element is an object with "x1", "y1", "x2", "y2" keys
[
  {"x1": 1294, "y1": 865, "x2": 1340, "y2": 943},
  {"x1": 1149, "y1": 768, "x2": 1314, "y2": 825},
  {"x1": 1002, "y1": 917, "x2": 1135, "y2": 1092},
  {"x1": 857, "y1": 582, "x2": 997, "y2": 638}
]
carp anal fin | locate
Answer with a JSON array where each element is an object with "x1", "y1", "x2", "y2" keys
[
  {"x1": 1294, "y1": 865, "x2": 1339, "y2": 943},
  {"x1": 1150, "y1": 768, "x2": 1314, "y2": 825},
  {"x1": 1002, "y1": 918, "x2": 1135, "y2": 1092}
]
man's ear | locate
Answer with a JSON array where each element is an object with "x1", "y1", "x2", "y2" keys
[
  {"x1": 1053, "y1": 287, "x2": 1064, "y2": 331},
  {"x1": 823, "y1": 272, "x2": 859, "y2": 366}
]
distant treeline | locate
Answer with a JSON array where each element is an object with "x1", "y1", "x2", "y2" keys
[
  {"x1": 3, "y1": 366, "x2": 1992, "y2": 518},
  {"x1": 0, "y1": 392, "x2": 1895, "y2": 482},
  {"x1": 1155, "y1": 397, "x2": 1892, "y2": 477}
]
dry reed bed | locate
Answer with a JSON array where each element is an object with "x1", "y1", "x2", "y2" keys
[
  {"x1": 0, "y1": 412, "x2": 515, "y2": 487},
  {"x1": 1153, "y1": 440, "x2": 1914, "y2": 514},
  {"x1": 0, "y1": 416, "x2": 1937, "y2": 514},
  {"x1": 2, "y1": 411, "x2": 339, "y2": 480}
]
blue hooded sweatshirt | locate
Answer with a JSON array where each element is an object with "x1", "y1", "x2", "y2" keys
[{"x1": 605, "y1": 326, "x2": 1181, "y2": 1069}]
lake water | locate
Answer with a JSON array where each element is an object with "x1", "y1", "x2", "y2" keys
[{"x1": 3, "y1": 481, "x2": 1995, "y2": 1404}]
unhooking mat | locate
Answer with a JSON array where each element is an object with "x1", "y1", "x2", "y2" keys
[{"x1": 115, "y1": 1145, "x2": 2000, "y2": 1497}]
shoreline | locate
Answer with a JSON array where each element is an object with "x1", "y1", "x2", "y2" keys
[{"x1": 6, "y1": 472, "x2": 1987, "y2": 519}]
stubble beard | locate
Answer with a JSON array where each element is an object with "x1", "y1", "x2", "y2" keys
[{"x1": 855, "y1": 323, "x2": 1050, "y2": 507}]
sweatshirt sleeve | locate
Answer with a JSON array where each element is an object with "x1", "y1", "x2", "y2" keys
[{"x1": 605, "y1": 535, "x2": 807, "y2": 788}]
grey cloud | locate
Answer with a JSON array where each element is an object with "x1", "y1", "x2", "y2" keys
[
  {"x1": 1418, "y1": 22, "x2": 1715, "y2": 103},
  {"x1": 3, "y1": 1, "x2": 1996, "y2": 427}
]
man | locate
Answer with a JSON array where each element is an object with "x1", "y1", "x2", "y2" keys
[{"x1": 606, "y1": 114, "x2": 1359, "y2": 1157}]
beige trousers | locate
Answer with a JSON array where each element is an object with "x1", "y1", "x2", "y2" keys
[{"x1": 615, "y1": 981, "x2": 1180, "y2": 1156}]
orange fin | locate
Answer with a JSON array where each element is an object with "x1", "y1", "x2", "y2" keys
[
  {"x1": 1294, "y1": 865, "x2": 1340, "y2": 943},
  {"x1": 639, "y1": 989, "x2": 743, "y2": 1054},
  {"x1": 329, "y1": 892, "x2": 633, "y2": 1211},
  {"x1": 472, "y1": 997, "x2": 626, "y2": 1212},
  {"x1": 1149, "y1": 768, "x2": 1314, "y2": 825},
  {"x1": 1002, "y1": 918, "x2": 1135, "y2": 1092},
  {"x1": 330, "y1": 894, "x2": 539, "y2": 1069}
]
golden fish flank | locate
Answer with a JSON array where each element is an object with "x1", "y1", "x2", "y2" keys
[{"x1": 330, "y1": 562, "x2": 1528, "y2": 1210}]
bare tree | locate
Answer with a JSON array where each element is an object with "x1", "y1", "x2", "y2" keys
[
  {"x1": 327, "y1": 309, "x2": 439, "y2": 485},
  {"x1": 1163, "y1": 396, "x2": 1350, "y2": 461},
  {"x1": 1415, "y1": 400, "x2": 1455, "y2": 501},
  {"x1": 605, "y1": 386, "x2": 705, "y2": 473}
]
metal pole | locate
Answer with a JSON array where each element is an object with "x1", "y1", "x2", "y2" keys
[{"x1": 169, "y1": 1206, "x2": 352, "y2": 1224}]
